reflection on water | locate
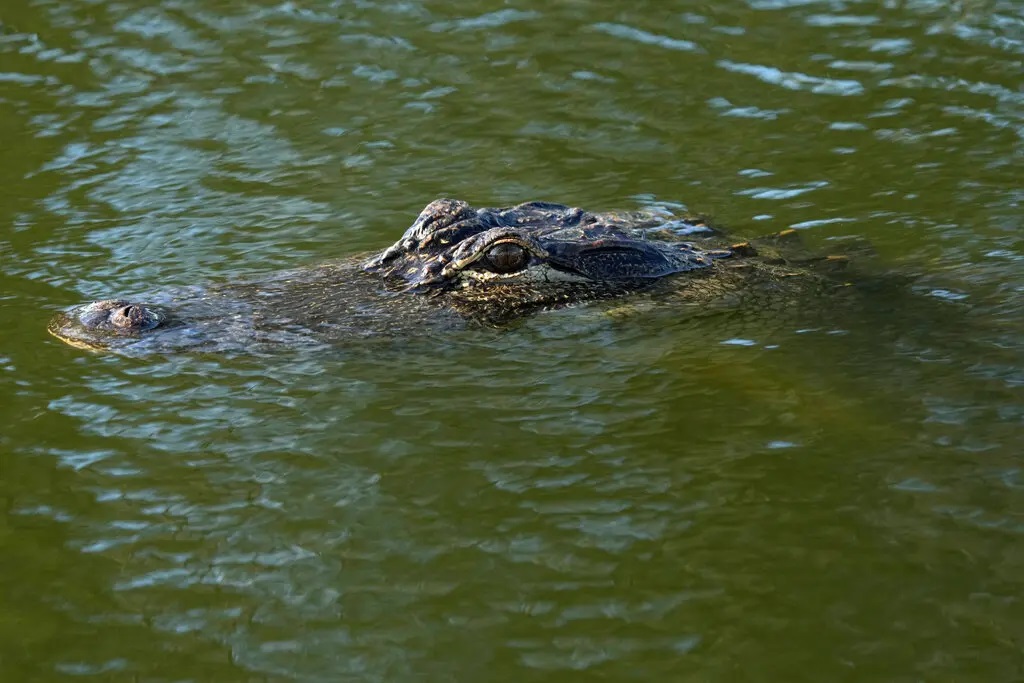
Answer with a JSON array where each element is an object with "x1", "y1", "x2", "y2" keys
[{"x1": 1, "y1": 0, "x2": 1022, "y2": 680}]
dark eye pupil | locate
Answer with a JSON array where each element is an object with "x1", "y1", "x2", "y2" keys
[{"x1": 486, "y1": 243, "x2": 528, "y2": 273}]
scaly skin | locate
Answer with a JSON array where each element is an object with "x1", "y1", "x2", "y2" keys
[{"x1": 48, "y1": 199, "x2": 850, "y2": 354}]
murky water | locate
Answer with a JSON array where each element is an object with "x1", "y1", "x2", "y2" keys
[{"x1": 2, "y1": 0, "x2": 1022, "y2": 680}]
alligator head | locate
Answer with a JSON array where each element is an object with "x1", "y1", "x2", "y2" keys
[{"x1": 49, "y1": 198, "x2": 734, "y2": 350}]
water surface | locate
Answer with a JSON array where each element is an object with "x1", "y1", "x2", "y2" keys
[{"x1": 2, "y1": 0, "x2": 1023, "y2": 680}]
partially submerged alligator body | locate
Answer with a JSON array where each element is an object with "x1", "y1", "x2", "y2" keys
[{"x1": 49, "y1": 198, "x2": 850, "y2": 354}]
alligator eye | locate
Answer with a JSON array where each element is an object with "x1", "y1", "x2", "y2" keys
[{"x1": 485, "y1": 242, "x2": 529, "y2": 274}]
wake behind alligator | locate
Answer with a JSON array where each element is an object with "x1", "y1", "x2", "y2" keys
[{"x1": 48, "y1": 198, "x2": 855, "y2": 354}]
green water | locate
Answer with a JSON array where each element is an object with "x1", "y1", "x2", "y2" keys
[{"x1": 2, "y1": 0, "x2": 1022, "y2": 680}]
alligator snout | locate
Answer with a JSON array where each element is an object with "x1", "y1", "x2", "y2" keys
[{"x1": 73, "y1": 299, "x2": 162, "y2": 334}]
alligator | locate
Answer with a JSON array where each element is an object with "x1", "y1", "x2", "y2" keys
[{"x1": 48, "y1": 198, "x2": 853, "y2": 354}]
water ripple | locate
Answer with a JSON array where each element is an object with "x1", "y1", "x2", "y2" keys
[
  {"x1": 591, "y1": 22, "x2": 703, "y2": 53},
  {"x1": 430, "y1": 9, "x2": 539, "y2": 32},
  {"x1": 718, "y1": 60, "x2": 865, "y2": 96}
]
